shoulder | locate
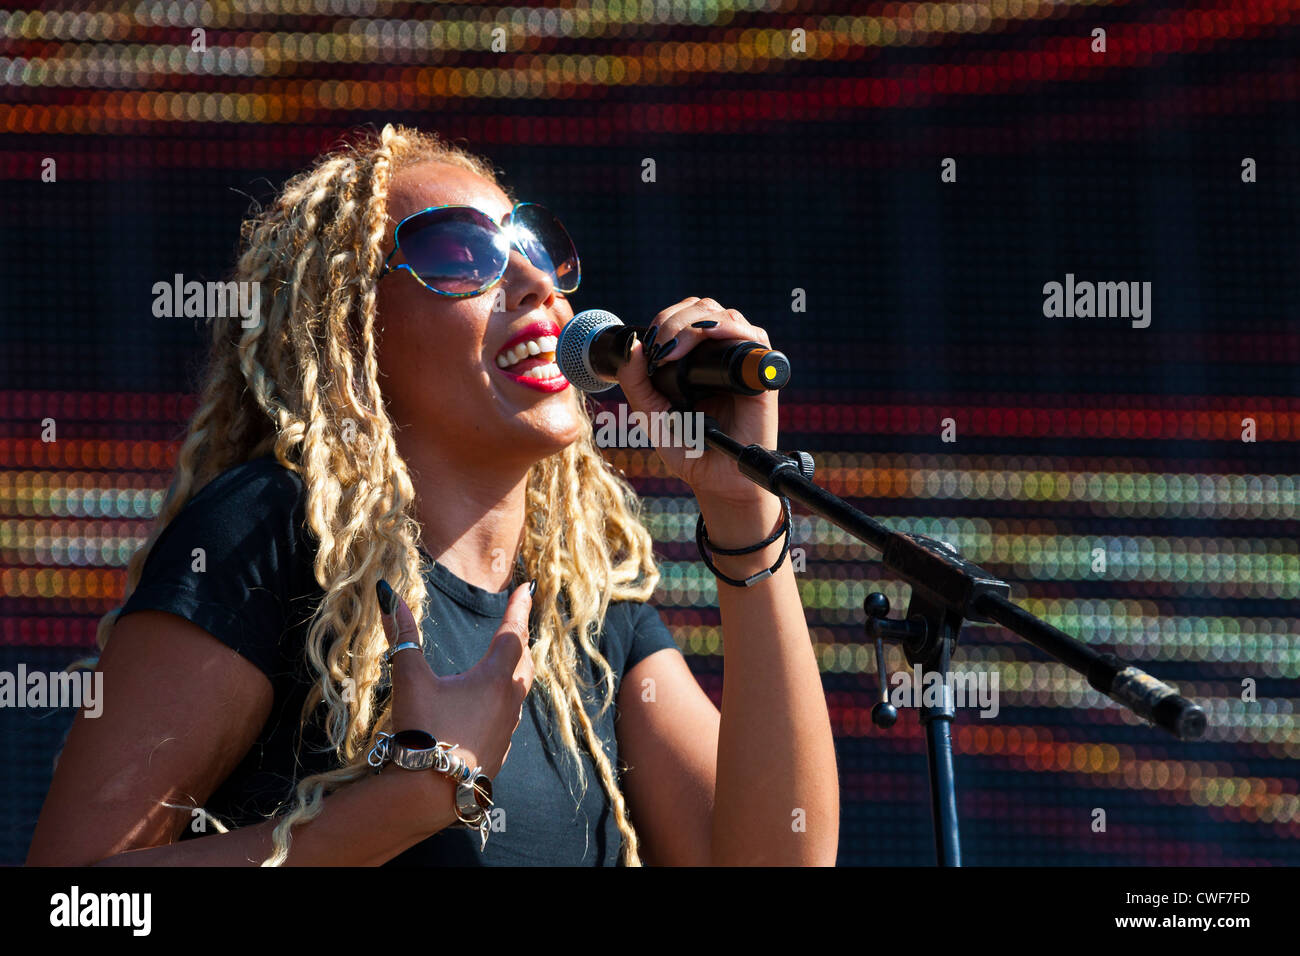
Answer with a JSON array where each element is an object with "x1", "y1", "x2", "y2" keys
[
  {"x1": 185, "y1": 455, "x2": 306, "y2": 518},
  {"x1": 124, "y1": 455, "x2": 314, "y2": 621},
  {"x1": 600, "y1": 598, "x2": 682, "y2": 687},
  {"x1": 119, "y1": 455, "x2": 318, "y2": 674},
  {"x1": 153, "y1": 455, "x2": 308, "y2": 554}
]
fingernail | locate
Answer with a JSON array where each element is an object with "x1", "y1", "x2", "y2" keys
[
  {"x1": 691, "y1": 319, "x2": 719, "y2": 329},
  {"x1": 376, "y1": 579, "x2": 397, "y2": 615},
  {"x1": 655, "y1": 335, "x2": 679, "y2": 361},
  {"x1": 527, "y1": 579, "x2": 537, "y2": 597},
  {"x1": 642, "y1": 325, "x2": 659, "y2": 354}
]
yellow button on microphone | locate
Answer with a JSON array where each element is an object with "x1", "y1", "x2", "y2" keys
[{"x1": 741, "y1": 347, "x2": 791, "y2": 391}]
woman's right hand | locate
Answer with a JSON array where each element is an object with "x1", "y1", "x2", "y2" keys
[{"x1": 376, "y1": 578, "x2": 535, "y2": 780}]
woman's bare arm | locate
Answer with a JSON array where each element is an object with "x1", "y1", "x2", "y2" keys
[
  {"x1": 91, "y1": 769, "x2": 458, "y2": 867},
  {"x1": 619, "y1": 493, "x2": 839, "y2": 866},
  {"x1": 26, "y1": 610, "x2": 456, "y2": 866}
]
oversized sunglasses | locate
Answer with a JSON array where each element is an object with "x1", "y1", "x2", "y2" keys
[{"x1": 379, "y1": 201, "x2": 580, "y2": 298}]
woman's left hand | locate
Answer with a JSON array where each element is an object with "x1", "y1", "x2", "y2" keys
[{"x1": 615, "y1": 297, "x2": 779, "y2": 506}]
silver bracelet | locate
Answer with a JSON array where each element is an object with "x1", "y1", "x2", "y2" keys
[{"x1": 366, "y1": 731, "x2": 495, "y2": 852}]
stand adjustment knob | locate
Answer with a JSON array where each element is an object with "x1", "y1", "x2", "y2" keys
[
  {"x1": 864, "y1": 592, "x2": 898, "y2": 728},
  {"x1": 781, "y1": 450, "x2": 815, "y2": 479}
]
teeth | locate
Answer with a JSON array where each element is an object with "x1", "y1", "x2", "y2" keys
[
  {"x1": 497, "y1": 336, "x2": 559, "y2": 369},
  {"x1": 519, "y1": 362, "x2": 561, "y2": 380}
]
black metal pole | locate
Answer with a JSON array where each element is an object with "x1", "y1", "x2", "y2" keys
[
  {"x1": 695, "y1": 415, "x2": 1207, "y2": 864},
  {"x1": 921, "y1": 619, "x2": 961, "y2": 866},
  {"x1": 699, "y1": 416, "x2": 1206, "y2": 740}
]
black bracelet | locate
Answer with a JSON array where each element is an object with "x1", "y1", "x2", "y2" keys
[{"x1": 696, "y1": 496, "x2": 792, "y2": 588}]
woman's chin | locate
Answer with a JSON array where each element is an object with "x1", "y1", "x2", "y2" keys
[
  {"x1": 522, "y1": 407, "x2": 584, "y2": 452},
  {"x1": 497, "y1": 378, "x2": 584, "y2": 441}
]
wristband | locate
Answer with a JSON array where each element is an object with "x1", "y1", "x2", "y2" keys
[{"x1": 696, "y1": 496, "x2": 792, "y2": 588}]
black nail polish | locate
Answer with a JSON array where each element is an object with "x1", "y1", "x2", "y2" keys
[
  {"x1": 376, "y1": 579, "x2": 396, "y2": 615},
  {"x1": 642, "y1": 325, "x2": 659, "y2": 355},
  {"x1": 528, "y1": 578, "x2": 537, "y2": 596},
  {"x1": 691, "y1": 319, "x2": 719, "y2": 329},
  {"x1": 655, "y1": 335, "x2": 679, "y2": 361}
]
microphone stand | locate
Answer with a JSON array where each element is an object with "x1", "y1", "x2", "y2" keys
[{"x1": 693, "y1": 414, "x2": 1207, "y2": 866}]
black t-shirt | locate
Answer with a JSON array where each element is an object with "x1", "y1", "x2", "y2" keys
[{"x1": 117, "y1": 454, "x2": 681, "y2": 865}]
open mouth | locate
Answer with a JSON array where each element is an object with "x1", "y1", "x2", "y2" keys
[{"x1": 494, "y1": 324, "x2": 568, "y2": 392}]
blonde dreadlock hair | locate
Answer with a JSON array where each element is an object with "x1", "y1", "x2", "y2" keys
[{"x1": 92, "y1": 123, "x2": 661, "y2": 865}]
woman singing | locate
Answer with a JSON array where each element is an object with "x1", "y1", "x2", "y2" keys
[{"x1": 27, "y1": 124, "x2": 838, "y2": 866}]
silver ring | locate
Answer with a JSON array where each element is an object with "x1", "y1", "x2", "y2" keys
[{"x1": 383, "y1": 641, "x2": 422, "y2": 663}]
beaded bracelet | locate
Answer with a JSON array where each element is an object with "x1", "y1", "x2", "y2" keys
[{"x1": 696, "y1": 496, "x2": 792, "y2": 588}]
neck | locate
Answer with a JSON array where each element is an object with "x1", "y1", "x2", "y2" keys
[{"x1": 397, "y1": 436, "x2": 530, "y2": 593}]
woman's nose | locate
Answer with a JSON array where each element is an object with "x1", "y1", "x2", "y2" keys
[{"x1": 500, "y1": 250, "x2": 556, "y2": 312}]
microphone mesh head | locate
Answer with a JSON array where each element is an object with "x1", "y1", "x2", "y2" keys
[{"x1": 556, "y1": 308, "x2": 623, "y2": 393}]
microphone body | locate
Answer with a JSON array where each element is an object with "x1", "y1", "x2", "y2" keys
[{"x1": 557, "y1": 309, "x2": 791, "y2": 406}]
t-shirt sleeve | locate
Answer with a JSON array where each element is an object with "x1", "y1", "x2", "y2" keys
[
  {"x1": 623, "y1": 599, "x2": 683, "y2": 673},
  {"x1": 116, "y1": 460, "x2": 309, "y2": 682}
]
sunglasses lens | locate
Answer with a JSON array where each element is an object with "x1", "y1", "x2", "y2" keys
[
  {"x1": 398, "y1": 207, "x2": 508, "y2": 295},
  {"x1": 509, "y1": 204, "x2": 581, "y2": 294}
]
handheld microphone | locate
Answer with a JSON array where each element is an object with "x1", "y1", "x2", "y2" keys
[{"x1": 556, "y1": 309, "x2": 791, "y2": 406}]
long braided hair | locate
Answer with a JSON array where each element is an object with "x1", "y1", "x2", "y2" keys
[{"x1": 94, "y1": 124, "x2": 661, "y2": 865}]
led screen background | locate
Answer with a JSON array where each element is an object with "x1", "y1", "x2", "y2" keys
[{"x1": 1, "y1": 1, "x2": 1297, "y2": 865}]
